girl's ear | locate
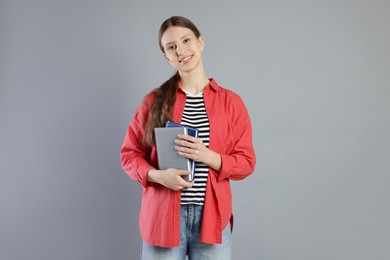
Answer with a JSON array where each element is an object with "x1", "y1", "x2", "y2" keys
[
  {"x1": 198, "y1": 36, "x2": 205, "y2": 52},
  {"x1": 163, "y1": 53, "x2": 170, "y2": 62}
]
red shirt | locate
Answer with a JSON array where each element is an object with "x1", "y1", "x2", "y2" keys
[{"x1": 120, "y1": 79, "x2": 256, "y2": 247}]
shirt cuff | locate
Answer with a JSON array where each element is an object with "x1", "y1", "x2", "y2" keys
[
  {"x1": 218, "y1": 154, "x2": 235, "y2": 182},
  {"x1": 139, "y1": 164, "x2": 155, "y2": 189}
]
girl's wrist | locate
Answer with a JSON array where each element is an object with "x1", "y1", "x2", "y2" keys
[
  {"x1": 147, "y1": 169, "x2": 160, "y2": 183},
  {"x1": 205, "y1": 149, "x2": 222, "y2": 171}
]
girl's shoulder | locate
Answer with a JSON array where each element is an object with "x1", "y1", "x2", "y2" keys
[{"x1": 210, "y1": 80, "x2": 244, "y2": 104}]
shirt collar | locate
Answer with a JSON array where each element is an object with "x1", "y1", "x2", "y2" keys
[
  {"x1": 207, "y1": 78, "x2": 220, "y2": 92},
  {"x1": 176, "y1": 78, "x2": 220, "y2": 93}
]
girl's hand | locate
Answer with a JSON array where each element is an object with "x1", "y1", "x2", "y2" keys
[
  {"x1": 175, "y1": 134, "x2": 208, "y2": 162},
  {"x1": 175, "y1": 134, "x2": 222, "y2": 171},
  {"x1": 147, "y1": 168, "x2": 193, "y2": 190}
]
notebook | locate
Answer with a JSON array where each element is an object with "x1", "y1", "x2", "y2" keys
[
  {"x1": 154, "y1": 127, "x2": 193, "y2": 182},
  {"x1": 165, "y1": 121, "x2": 199, "y2": 139},
  {"x1": 165, "y1": 121, "x2": 199, "y2": 181}
]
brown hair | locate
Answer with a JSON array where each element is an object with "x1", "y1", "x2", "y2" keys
[{"x1": 142, "y1": 16, "x2": 202, "y2": 147}]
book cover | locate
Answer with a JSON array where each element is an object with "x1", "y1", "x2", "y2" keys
[{"x1": 154, "y1": 127, "x2": 193, "y2": 182}]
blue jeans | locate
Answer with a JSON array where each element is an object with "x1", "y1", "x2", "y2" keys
[{"x1": 141, "y1": 204, "x2": 232, "y2": 260}]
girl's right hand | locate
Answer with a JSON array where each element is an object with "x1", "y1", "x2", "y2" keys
[{"x1": 147, "y1": 168, "x2": 193, "y2": 190}]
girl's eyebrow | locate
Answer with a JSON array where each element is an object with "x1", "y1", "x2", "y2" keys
[{"x1": 164, "y1": 34, "x2": 192, "y2": 47}]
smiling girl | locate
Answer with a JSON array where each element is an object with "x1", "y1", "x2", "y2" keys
[{"x1": 121, "y1": 16, "x2": 256, "y2": 260}]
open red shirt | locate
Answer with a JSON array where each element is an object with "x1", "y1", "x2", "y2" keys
[{"x1": 120, "y1": 79, "x2": 256, "y2": 247}]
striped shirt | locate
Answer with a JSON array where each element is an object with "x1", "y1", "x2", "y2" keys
[{"x1": 180, "y1": 91, "x2": 210, "y2": 205}]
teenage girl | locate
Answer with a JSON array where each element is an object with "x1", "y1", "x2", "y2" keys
[{"x1": 121, "y1": 16, "x2": 256, "y2": 260}]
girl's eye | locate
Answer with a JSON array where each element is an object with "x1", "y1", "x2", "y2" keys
[
  {"x1": 184, "y1": 38, "x2": 191, "y2": 43},
  {"x1": 167, "y1": 45, "x2": 176, "y2": 51}
]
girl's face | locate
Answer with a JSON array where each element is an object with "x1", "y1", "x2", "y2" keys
[{"x1": 160, "y1": 26, "x2": 205, "y2": 73}]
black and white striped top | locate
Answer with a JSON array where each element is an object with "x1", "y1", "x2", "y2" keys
[{"x1": 180, "y1": 91, "x2": 210, "y2": 205}]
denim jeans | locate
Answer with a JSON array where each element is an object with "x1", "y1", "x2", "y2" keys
[{"x1": 141, "y1": 204, "x2": 232, "y2": 260}]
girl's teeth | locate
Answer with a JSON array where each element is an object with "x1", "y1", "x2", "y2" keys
[{"x1": 181, "y1": 56, "x2": 191, "y2": 63}]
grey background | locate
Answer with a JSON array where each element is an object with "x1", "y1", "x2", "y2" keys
[{"x1": 1, "y1": 0, "x2": 389, "y2": 259}]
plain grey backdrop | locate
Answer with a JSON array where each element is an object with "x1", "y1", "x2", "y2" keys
[{"x1": 1, "y1": 0, "x2": 389, "y2": 259}]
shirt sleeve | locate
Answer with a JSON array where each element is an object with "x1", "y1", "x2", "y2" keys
[
  {"x1": 120, "y1": 96, "x2": 155, "y2": 188},
  {"x1": 218, "y1": 95, "x2": 256, "y2": 181}
]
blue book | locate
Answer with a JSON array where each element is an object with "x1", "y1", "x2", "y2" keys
[{"x1": 165, "y1": 121, "x2": 199, "y2": 181}]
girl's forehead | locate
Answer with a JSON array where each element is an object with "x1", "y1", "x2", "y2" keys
[{"x1": 161, "y1": 26, "x2": 195, "y2": 44}]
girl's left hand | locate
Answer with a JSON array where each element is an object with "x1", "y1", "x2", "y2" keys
[
  {"x1": 175, "y1": 134, "x2": 208, "y2": 163},
  {"x1": 175, "y1": 134, "x2": 222, "y2": 171}
]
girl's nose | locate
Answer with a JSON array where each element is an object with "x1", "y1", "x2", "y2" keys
[{"x1": 176, "y1": 44, "x2": 185, "y2": 55}]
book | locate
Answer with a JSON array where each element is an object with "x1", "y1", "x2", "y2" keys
[
  {"x1": 165, "y1": 121, "x2": 199, "y2": 139},
  {"x1": 154, "y1": 127, "x2": 193, "y2": 182},
  {"x1": 165, "y1": 121, "x2": 199, "y2": 181}
]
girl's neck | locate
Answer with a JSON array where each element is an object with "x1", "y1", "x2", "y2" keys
[{"x1": 179, "y1": 66, "x2": 209, "y2": 95}]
